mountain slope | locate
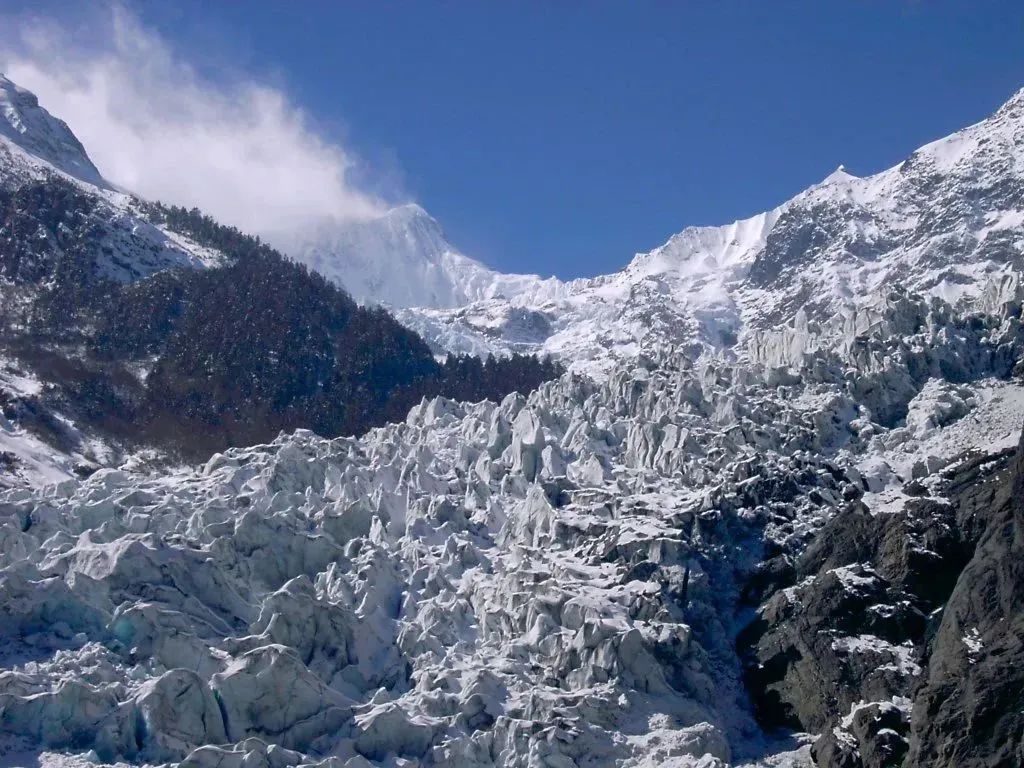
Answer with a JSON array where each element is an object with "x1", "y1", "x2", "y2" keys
[
  {"x1": 0, "y1": 75, "x2": 227, "y2": 284},
  {"x1": 285, "y1": 202, "x2": 561, "y2": 309},
  {"x1": 0, "y1": 75, "x2": 104, "y2": 186},
  {"x1": 0, "y1": 78, "x2": 558, "y2": 488},
  {"x1": 0, "y1": 74, "x2": 235, "y2": 486},
  {"x1": 0, "y1": 75, "x2": 1023, "y2": 768},
  {"x1": 402, "y1": 88, "x2": 1024, "y2": 374}
]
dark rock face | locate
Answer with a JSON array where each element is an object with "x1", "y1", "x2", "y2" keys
[
  {"x1": 905, "y1": 427, "x2": 1024, "y2": 768},
  {"x1": 814, "y1": 700, "x2": 911, "y2": 768},
  {"x1": 738, "y1": 505, "x2": 938, "y2": 735},
  {"x1": 740, "y1": 426, "x2": 1024, "y2": 768}
]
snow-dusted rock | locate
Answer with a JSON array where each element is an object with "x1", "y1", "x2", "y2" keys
[{"x1": 0, "y1": 75, "x2": 103, "y2": 186}]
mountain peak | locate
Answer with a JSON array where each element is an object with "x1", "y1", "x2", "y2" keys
[
  {"x1": 388, "y1": 202, "x2": 432, "y2": 219},
  {"x1": 383, "y1": 202, "x2": 445, "y2": 235},
  {"x1": 996, "y1": 85, "x2": 1024, "y2": 114},
  {"x1": 819, "y1": 163, "x2": 856, "y2": 186},
  {"x1": 0, "y1": 75, "x2": 105, "y2": 186}
]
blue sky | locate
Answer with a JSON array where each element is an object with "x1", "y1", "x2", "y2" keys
[{"x1": 4, "y1": 1, "x2": 1024, "y2": 278}]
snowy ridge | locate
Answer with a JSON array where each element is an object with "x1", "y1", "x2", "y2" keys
[
  {"x1": 285, "y1": 203, "x2": 563, "y2": 310},
  {"x1": 401, "y1": 87, "x2": 1024, "y2": 374},
  {"x1": 0, "y1": 75, "x2": 104, "y2": 186},
  {"x1": 0, "y1": 78, "x2": 227, "y2": 282}
]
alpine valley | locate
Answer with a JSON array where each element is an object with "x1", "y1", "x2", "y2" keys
[{"x1": 1, "y1": 74, "x2": 1023, "y2": 768}]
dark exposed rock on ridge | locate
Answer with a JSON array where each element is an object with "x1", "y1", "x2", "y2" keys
[{"x1": 741, "y1": 425, "x2": 1024, "y2": 767}]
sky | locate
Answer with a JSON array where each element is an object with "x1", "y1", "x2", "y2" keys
[{"x1": 1, "y1": 1, "x2": 1024, "y2": 279}]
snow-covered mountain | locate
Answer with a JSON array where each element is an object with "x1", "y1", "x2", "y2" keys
[
  {"x1": 0, "y1": 71, "x2": 556, "y2": 315},
  {"x1": 0, "y1": 75, "x2": 104, "y2": 186},
  {"x1": 0, "y1": 76, "x2": 553, "y2": 493},
  {"x1": 285, "y1": 203, "x2": 561, "y2": 310},
  {"x1": 401, "y1": 88, "x2": 1024, "y2": 374},
  {"x1": 1, "y1": 75, "x2": 1023, "y2": 768},
  {"x1": 0, "y1": 75, "x2": 226, "y2": 282},
  {"x1": 0, "y1": 75, "x2": 236, "y2": 489}
]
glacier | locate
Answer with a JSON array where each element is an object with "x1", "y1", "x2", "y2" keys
[{"x1": 1, "y1": 286, "x2": 1022, "y2": 767}]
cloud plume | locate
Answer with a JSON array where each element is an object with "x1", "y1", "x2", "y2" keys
[{"x1": 0, "y1": 6, "x2": 389, "y2": 241}]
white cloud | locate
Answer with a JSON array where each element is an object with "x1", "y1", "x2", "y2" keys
[{"x1": 0, "y1": 6, "x2": 389, "y2": 241}]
